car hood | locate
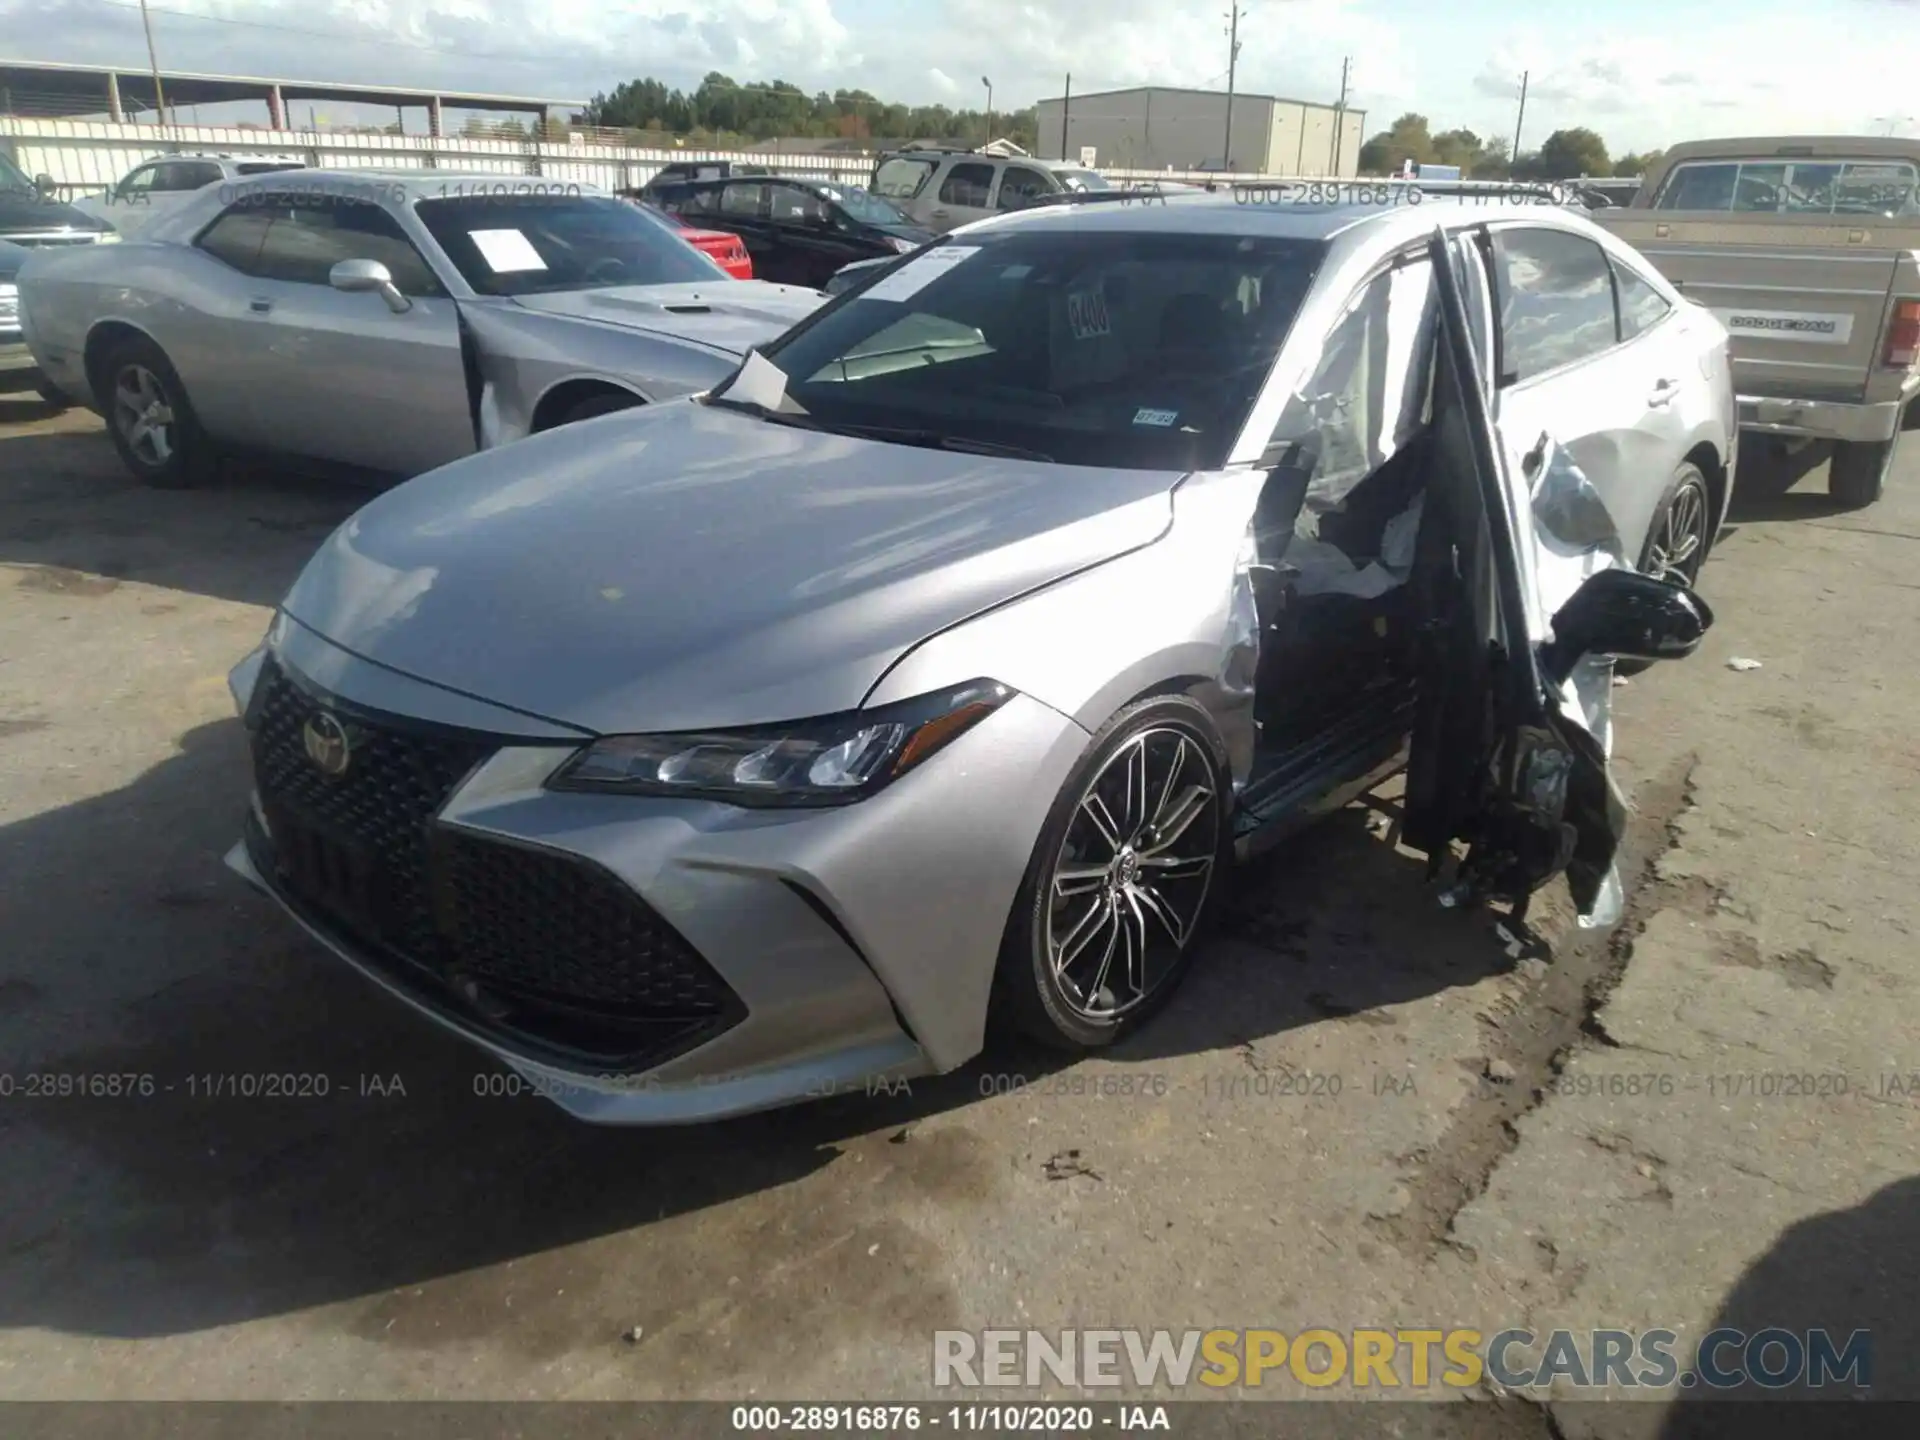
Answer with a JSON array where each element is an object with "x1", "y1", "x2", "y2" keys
[
  {"x1": 877, "y1": 222, "x2": 937, "y2": 244},
  {"x1": 508, "y1": 280, "x2": 825, "y2": 356},
  {"x1": 279, "y1": 401, "x2": 1181, "y2": 734},
  {"x1": 0, "y1": 188, "x2": 112, "y2": 237}
]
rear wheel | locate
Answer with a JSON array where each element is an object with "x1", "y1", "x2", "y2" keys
[
  {"x1": 995, "y1": 696, "x2": 1232, "y2": 1051},
  {"x1": 1621, "y1": 461, "x2": 1713, "y2": 676},
  {"x1": 98, "y1": 336, "x2": 215, "y2": 489},
  {"x1": 1828, "y1": 434, "x2": 1896, "y2": 509}
]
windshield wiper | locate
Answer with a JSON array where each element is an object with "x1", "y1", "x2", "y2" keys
[
  {"x1": 702, "y1": 393, "x2": 824, "y2": 431},
  {"x1": 826, "y1": 424, "x2": 1054, "y2": 463}
]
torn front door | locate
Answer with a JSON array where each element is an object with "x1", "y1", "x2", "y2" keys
[{"x1": 1400, "y1": 226, "x2": 1629, "y2": 930}]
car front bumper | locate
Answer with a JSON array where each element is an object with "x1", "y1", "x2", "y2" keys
[{"x1": 224, "y1": 622, "x2": 1092, "y2": 1124}]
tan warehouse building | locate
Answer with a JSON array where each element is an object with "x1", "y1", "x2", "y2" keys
[{"x1": 1034, "y1": 85, "x2": 1365, "y2": 178}]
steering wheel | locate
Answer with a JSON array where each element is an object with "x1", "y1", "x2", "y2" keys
[{"x1": 585, "y1": 256, "x2": 629, "y2": 283}]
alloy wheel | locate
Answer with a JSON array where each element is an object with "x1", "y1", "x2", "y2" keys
[
  {"x1": 1646, "y1": 479, "x2": 1707, "y2": 587},
  {"x1": 113, "y1": 364, "x2": 175, "y2": 469},
  {"x1": 1045, "y1": 726, "x2": 1220, "y2": 1021}
]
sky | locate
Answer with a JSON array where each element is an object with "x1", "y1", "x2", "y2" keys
[{"x1": 2, "y1": 0, "x2": 1917, "y2": 154}]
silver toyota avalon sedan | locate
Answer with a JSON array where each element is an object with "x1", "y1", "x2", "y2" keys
[{"x1": 224, "y1": 191, "x2": 1718, "y2": 1123}]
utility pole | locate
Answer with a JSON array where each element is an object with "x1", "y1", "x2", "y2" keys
[
  {"x1": 1061, "y1": 73, "x2": 1071, "y2": 159},
  {"x1": 1329, "y1": 55, "x2": 1350, "y2": 175},
  {"x1": 1512, "y1": 70, "x2": 1529, "y2": 169},
  {"x1": 1223, "y1": 5, "x2": 1245, "y2": 171},
  {"x1": 138, "y1": 0, "x2": 168, "y2": 127}
]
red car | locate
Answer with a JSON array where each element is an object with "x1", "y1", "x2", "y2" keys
[{"x1": 628, "y1": 198, "x2": 753, "y2": 279}]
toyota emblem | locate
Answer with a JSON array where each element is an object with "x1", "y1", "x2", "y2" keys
[{"x1": 302, "y1": 711, "x2": 352, "y2": 777}]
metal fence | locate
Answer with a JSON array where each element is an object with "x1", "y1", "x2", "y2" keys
[{"x1": 3, "y1": 114, "x2": 1310, "y2": 194}]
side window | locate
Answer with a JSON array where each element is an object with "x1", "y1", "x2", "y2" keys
[
  {"x1": 1491, "y1": 228, "x2": 1618, "y2": 384},
  {"x1": 248, "y1": 195, "x2": 444, "y2": 296},
  {"x1": 1263, "y1": 258, "x2": 1438, "y2": 525},
  {"x1": 938, "y1": 163, "x2": 996, "y2": 208},
  {"x1": 997, "y1": 166, "x2": 1053, "y2": 211},
  {"x1": 117, "y1": 165, "x2": 160, "y2": 199},
  {"x1": 195, "y1": 205, "x2": 274, "y2": 273},
  {"x1": 151, "y1": 161, "x2": 221, "y2": 193},
  {"x1": 718, "y1": 181, "x2": 766, "y2": 217},
  {"x1": 770, "y1": 184, "x2": 826, "y2": 224},
  {"x1": 1611, "y1": 258, "x2": 1672, "y2": 340}
]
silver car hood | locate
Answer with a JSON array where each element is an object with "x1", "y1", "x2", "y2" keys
[
  {"x1": 279, "y1": 402, "x2": 1180, "y2": 734},
  {"x1": 508, "y1": 280, "x2": 826, "y2": 356}
]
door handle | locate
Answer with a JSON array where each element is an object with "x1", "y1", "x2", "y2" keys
[
  {"x1": 1648, "y1": 378, "x2": 1680, "y2": 407},
  {"x1": 249, "y1": 297, "x2": 273, "y2": 314}
]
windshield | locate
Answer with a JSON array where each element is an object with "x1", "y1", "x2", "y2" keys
[
  {"x1": 414, "y1": 193, "x2": 723, "y2": 295},
  {"x1": 0, "y1": 154, "x2": 35, "y2": 192},
  {"x1": 873, "y1": 157, "x2": 936, "y2": 199},
  {"x1": 732, "y1": 229, "x2": 1325, "y2": 470},
  {"x1": 816, "y1": 182, "x2": 910, "y2": 226},
  {"x1": 1056, "y1": 169, "x2": 1111, "y2": 192}
]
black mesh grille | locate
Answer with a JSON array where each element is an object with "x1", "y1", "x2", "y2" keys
[
  {"x1": 250, "y1": 657, "x2": 494, "y2": 961},
  {"x1": 246, "y1": 657, "x2": 742, "y2": 1066},
  {"x1": 439, "y1": 833, "x2": 733, "y2": 1017}
]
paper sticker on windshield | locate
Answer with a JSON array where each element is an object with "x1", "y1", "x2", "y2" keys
[
  {"x1": 470, "y1": 228, "x2": 547, "y2": 273},
  {"x1": 1067, "y1": 287, "x2": 1111, "y2": 339},
  {"x1": 857, "y1": 245, "x2": 980, "y2": 303},
  {"x1": 1133, "y1": 407, "x2": 1179, "y2": 427}
]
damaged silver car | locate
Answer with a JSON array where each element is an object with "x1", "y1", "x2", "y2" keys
[
  {"x1": 225, "y1": 195, "x2": 1716, "y2": 1124},
  {"x1": 15, "y1": 171, "x2": 826, "y2": 487}
]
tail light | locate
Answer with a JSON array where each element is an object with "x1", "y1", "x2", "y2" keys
[{"x1": 1882, "y1": 298, "x2": 1920, "y2": 368}]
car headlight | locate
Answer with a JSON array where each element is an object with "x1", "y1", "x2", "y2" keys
[
  {"x1": 886, "y1": 235, "x2": 918, "y2": 254},
  {"x1": 92, "y1": 230, "x2": 122, "y2": 244},
  {"x1": 547, "y1": 679, "x2": 1012, "y2": 806}
]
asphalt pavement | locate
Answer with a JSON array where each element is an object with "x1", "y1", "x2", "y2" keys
[{"x1": 0, "y1": 396, "x2": 1914, "y2": 1434}]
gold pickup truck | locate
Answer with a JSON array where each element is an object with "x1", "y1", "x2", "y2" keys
[{"x1": 1593, "y1": 136, "x2": 1920, "y2": 508}]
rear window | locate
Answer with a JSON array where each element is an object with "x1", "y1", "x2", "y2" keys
[
  {"x1": 414, "y1": 193, "x2": 722, "y2": 294},
  {"x1": 873, "y1": 158, "x2": 935, "y2": 200},
  {"x1": 745, "y1": 229, "x2": 1326, "y2": 471},
  {"x1": 1655, "y1": 159, "x2": 1920, "y2": 216}
]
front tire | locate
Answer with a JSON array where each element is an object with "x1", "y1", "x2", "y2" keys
[
  {"x1": 994, "y1": 695, "x2": 1232, "y2": 1051},
  {"x1": 98, "y1": 336, "x2": 216, "y2": 489},
  {"x1": 1828, "y1": 434, "x2": 1895, "y2": 509}
]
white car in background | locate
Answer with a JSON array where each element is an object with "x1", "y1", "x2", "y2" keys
[{"x1": 69, "y1": 154, "x2": 309, "y2": 238}]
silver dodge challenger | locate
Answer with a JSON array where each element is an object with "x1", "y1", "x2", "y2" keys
[
  {"x1": 16, "y1": 170, "x2": 827, "y2": 486},
  {"x1": 224, "y1": 193, "x2": 1717, "y2": 1124}
]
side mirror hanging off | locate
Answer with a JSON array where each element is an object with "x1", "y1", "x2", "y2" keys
[{"x1": 1540, "y1": 568, "x2": 1714, "y2": 686}]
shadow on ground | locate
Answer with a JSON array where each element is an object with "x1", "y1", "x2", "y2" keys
[
  {"x1": 0, "y1": 410, "x2": 372, "y2": 610},
  {"x1": 0, "y1": 708, "x2": 1520, "y2": 1348}
]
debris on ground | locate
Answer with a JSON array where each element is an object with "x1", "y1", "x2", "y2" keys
[
  {"x1": 1726, "y1": 656, "x2": 1763, "y2": 671},
  {"x1": 624, "y1": 1326, "x2": 644, "y2": 1344},
  {"x1": 1043, "y1": 1149, "x2": 1103, "y2": 1182},
  {"x1": 1484, "y1": 1057, "x2": 1518, "y2": 1084}
]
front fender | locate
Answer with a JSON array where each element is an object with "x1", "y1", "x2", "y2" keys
[
  {"x1": 456, "y1": 300, "x2": 739, "y2": 449},
  {"x1": 865, "y1": 467, "x2": 1268, "y2": 788}
]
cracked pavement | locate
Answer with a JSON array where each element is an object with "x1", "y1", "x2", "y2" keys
[{"x1": 0, "y1": 395, "x2": 1914, "y2": 1431}]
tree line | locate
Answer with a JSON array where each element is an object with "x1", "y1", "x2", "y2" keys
[
  {"x1": 579, "y1": 72, "x2": 1040, "y2": 149},
  {"x1": 1357, "y1": 112, "x2": 1664, "y2": 179}
]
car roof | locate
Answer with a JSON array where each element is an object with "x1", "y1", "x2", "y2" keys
[
  {"x1": 955, "y1": 187, "x2": 1596, "y2": 245},
  {"x1": 222, "y1": 169, "x2": 611, "y2": 200}
]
